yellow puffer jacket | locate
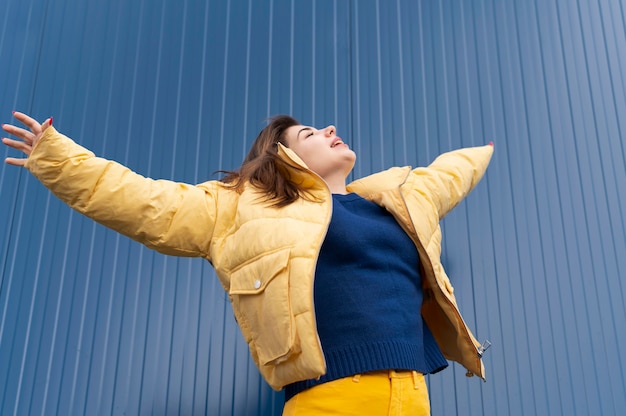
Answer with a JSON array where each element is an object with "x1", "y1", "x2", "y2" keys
[{"x1": 26, "y1": 127, "x2": 493, "y2": 391}]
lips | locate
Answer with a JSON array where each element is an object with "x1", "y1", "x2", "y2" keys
[{"x1": 331, "y1": 137, "x2": 345, "y2": 148}]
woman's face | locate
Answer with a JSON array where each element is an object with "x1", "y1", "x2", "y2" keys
[{"x1": 284, "y1": 124, "x2": 356, "y2": 180}]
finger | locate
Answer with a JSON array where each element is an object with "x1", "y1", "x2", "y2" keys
[
  {"x1": 41, "y1": 117, "x2": 53, "y2": 131},
  {"x1": 13, "y1": 111, "x2": 43, "y2": 134},
  {"x1": 2, "y1": 137, "x2": 32, "y2": 154},
  {"x1": 4, "y1": 157, "x2": 27, "y2": 167},
  {"x1": 1, "y1": 123, "x2": 36, "y2": 143}
]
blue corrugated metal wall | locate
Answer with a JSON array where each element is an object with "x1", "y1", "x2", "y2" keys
[{"x1": 1, "y1": 0, "x2": 624, "y2": 415}]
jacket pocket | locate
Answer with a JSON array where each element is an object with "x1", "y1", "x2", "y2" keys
[{"x1": 228, "y1": 248, "x2": 300, "y2": 367}]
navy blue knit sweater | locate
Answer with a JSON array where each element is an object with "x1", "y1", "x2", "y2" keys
[{"x1": 284, "y1": 193, "x2": 447, "y2": 401}]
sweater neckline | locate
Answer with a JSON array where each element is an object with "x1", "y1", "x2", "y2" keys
[{"x1": 332, "y1": 192, "x2": 362, "y2": 202}]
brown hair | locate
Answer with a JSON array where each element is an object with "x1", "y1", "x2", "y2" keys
[{"x1": 221, "y1": 115, "x2": 316, "y2": 207}]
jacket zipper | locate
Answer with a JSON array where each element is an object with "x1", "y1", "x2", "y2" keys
[
  {"x1": 395, "y1": 180, "x2": 484, "y2": 379},
  {"x1": 278, "y1": 146, "x2": 333, "y2": 371}
]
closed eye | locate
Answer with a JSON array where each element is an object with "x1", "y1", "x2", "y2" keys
[{"x1": 297, "y1": 127, "x2": 314, "y2": 141}]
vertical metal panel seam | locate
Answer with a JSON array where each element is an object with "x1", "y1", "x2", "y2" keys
[
  {"x1": 395, "y1": 0, "x2": 407, "y2": 165},
  {"x1": 510, "y1": 1, "x2": 551, "y2": 412},
  {"x1": 217, "y1": 1, "x2": 232, "y2": 410},
  {"x1": 266, "y1": 0, "x2": 274, "y2": 117},
  {"x1": 220, "y1": 0, "x2": 241, "y2": 415},
  {"x1": 597, "y1": 1, "x2": 626, "y2": 167},
  {"x1": 511, "y1": 2, "x2": 554, "y2": 411},
  {"x1": 241, "y1": 0, "x2": 252, "y2": 159},
  {"x1": 448, "y1": 6, "x2": 464, "y2": 149},
  {"x1": 595, "y1": 0, "x2": 626, "y2": 312},
  {"x1": 329, "y1": 0, "x2": 335, "y2": 123},
  {"x1": 450, "y1": 8, "x2": 485, "y2": 406},
  {"x1": 436, "y1": 0, "x2": 452, "y2": 150},
  {"x1": 0, "y1": 0, "x2": 11, "y2": 56},
  {"x1": 620, "y1": 0, "x2": 626, "y2": 40},
  {"x1": 475, "y1": 1, "x2": 497, "y2": 145},
  {"x1": 426, "y1": 0, "x2": 441, "y2": 157},
  {"x1": 351, "y1": 0, "x2": 363, "y2": 178},
  {"x1": 231, "y1": 0, "x2": 256, "y2": 407},
  {"x1": 416, "y1": 0, "x2": 431, "y2": 158},
  {"x1": 467, "y1": 2, "x2": 505, "y2": 414},
  {"x1": 136, "y1": 0, "x2": 168, "y2": 411},
  {"x1": 191, "y1": 4, "x2": 211, "y2": 410},
  {"x1": 75, "y1": 6, "x2": 127, "y2": 404},
  {"x1": 374, "y1": 0, "x2": 384, "y2": 165},
  {"x1": 123, "y1": 238, "x2": 146, "y2": 412},
  {"x1": 0, "y1": 177, "x2": 33, "y2": 411},
  {"x1": 571, "y1": 0, "x2": 617, "y2": 411},
  {"x1": 15, "y1": 193, "x2": 51, "y2": 416},
  {"x1": 94, "y1": 236, "x2": 122, "y2": 413},
  {"x1": 551, "y1": 3, "x2": 595, "y2": 414},
  {"x1": 346, "y1": 0, "x2": 353, "y2": 164},
  {"x1": 289, "y1": 0, "x2": 295, "y2": 115},
  {"x1": 580, "y1": 0, "x2": 626, "y2": 407},
  {"x1": 170, "y1": 0, "x2": 188, "y2": 178},
  {"x1": 530, "y1": 0, "x2": 579, "y2": 411},
  {"x1": 495, "y1": 8, "x2": 534, "y2": 411},
  {"x1": 41, "y1": 7, "x2": 103, "y2": 405},
  {"x1": 0, "y1": 1, "x2": 18, "y2": 324},
  {"x1": 94, "y1": 11, "x2": 135, "y2": 407},
  {"x1": 151, "y1": 264, "x2": 170, "y2": 414},
  {"x1": 65, "y1": 220, "x2": 95, "y2": 415},
  {"x1": 312, "y1": 0, "x2": 316, "y2": 123},
  {"x1": 27, "y1": 0, "x2": 48, "y2": 112},
  {"x1": 0, "y1": 0, "x2": 40, "y2": 345},
  {"x1": 333, "y1": 0, "x2": 338, "y2": 126},
  {"x1": 585, "y1": 0, "x2": 626, "y2": 273},
  {"x1": 456, "y1": 2, "x2": 487, "y2": 413},
  {"x1": 218, "y1": 0, "x2": 231, "y2": 170},
  {"x1": 489, "y1": 1, "x2": 530, "y2": 413},
  {"x1": 177, "y1": 263, "x2": 192, "y2": 416},
  {"x1": 458, "y1": 1, "x2": 475, "y2": 146},
  {"x1": 40, "y1": 211, "x2": 74, "y2": 414},
  {"x1": 530, "y1": 0, "x2": 577, "y2": 412},
  {"x1": 242, "y1": 1, "x2": 255, "y2": 409},
  {"x1": 594, "y1": 0, "x2": 626, "y2": 389},
  {"x1": 109, "y1": 1, "x2": 148, "y2": 412},
  {"x1": 194, "y1": 1, "x2": 211, "y2": 181},
  {"x1": 164, "y1": 0, "x2": 192, "y2": 406},
  {"x1": 146, "y1": 1, "x2": 168, "y2": 178}
]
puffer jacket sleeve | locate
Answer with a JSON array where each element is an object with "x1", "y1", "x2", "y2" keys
[
  {"x1": 25, "y1": 127, "x2": 218, "y2": 258},
  {"x1": 411, "y1": 144, "x2": 493, "y2": 219}
]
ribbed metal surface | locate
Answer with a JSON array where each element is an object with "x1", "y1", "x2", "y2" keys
[{"x1": 1, "y1": 0, "x2": 624, "y2": 415}]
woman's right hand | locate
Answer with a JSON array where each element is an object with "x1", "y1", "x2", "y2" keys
[{"x1": 2, "y1": 111, "x2": 53, "y2": 167}]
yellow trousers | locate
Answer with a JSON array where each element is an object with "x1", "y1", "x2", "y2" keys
[{"x1": 282, "y1": 370, "x2": 430, "y2": 416}]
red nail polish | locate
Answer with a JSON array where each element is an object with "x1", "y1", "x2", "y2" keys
[
  {"x1": 49, "y1": 117, "x2": 53, "y2": 126},
  {"x1": 12, "y1": 110, "x2": 16, "y2": 115},
  {"x1": 489, "y1": 141, "x2": 494, "y2": 147}
]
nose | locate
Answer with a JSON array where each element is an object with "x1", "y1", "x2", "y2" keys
[{"x1": 324, "y1": 125, "x2": 336, "y2": 137}]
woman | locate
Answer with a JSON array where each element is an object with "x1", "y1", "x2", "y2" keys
[{"x1": 2, "y1": 112, "x2": 493, "y2": 415}]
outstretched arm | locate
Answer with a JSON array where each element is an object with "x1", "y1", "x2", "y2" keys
[
  {"x1": 2, "y1": 112, "x2": 218, "y2": 258},
  {"x1": 409, "y1": 143, "x2": 494, "y2": 220}
]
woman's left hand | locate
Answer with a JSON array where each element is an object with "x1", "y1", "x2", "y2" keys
[{"x1": 2, "y1": 111, "x2": 53, "y2": 167}]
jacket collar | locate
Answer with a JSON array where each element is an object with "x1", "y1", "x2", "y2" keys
[
  {"x1": 347, "y1": 166, "x2": 411, "y2": 198},
  {"x1": 277, "y1": 142, "x2": 412, "y2": 197},
  {"x1": 276, "y1": 143, "x2": 327, "y2": 191}
]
